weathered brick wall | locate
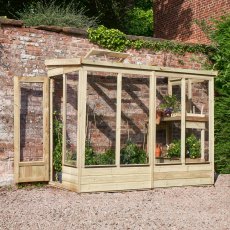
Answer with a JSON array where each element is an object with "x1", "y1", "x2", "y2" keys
[
  {"x1": 0, "y1": 23, "x2": 207, "y2": 185},
  {"x1": 154, "y1": 0, "x2": 230, "y2": 44}
]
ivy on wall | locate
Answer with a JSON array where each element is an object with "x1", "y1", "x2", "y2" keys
[{"x1": 88, "y1": 25, "x2": 216, "y2": 56}]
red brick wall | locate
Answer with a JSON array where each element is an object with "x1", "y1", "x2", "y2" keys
[
  {"x1": 154, "y1": 0, "x2": 230, "y2": 44},
  {"x1": 0, "y1": 25, "x2": 208, "y2": 185}
]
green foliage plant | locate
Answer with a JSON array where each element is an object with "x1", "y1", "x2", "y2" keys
[
  {"x1": 205, "y1": 14, "x2": 230, "y2": 173},
  {"x1": 85, "y1": 139, "x2": 148, "y2": 165},
  {"x1": 210, "y1": 14, "x2": 230, "y2": 94},
  {"x1": 167, "y1": 135, "x2": 201, "y2": 159},
  {"x1": 120, "y1": 139, "x2": 147, "y2": 164},
  {"x1": 88, "y1": 25, "x2": 131, "y2": 52},
  {"x1": 160, "y1": 95, "x2": 181, "y2": 113},
  {"x1": 214, "y1": 96, "x2": 230, "y2": 173},
  {"x1": 88, "y1": 26, "x2": 215, "y2": 55},
  {"x1": 167, "y1": 139, "x2": 181, "y2": 159},
  {"x1": 195, "y1": 14, "x2": 230, "y2": 93},
  {"x1": 18, "y1": 182, "x2": 46, "y2": 190},
  {"x1": 17, "y1": 0, "x2": 98, "y2": 28},
  {"x1": 124, "y1": 7, "x2": 153, "y2": 36},
  {"x1": 53, "y1": 112, "x2": 62, "y2": 173},
  {"x1": 85, "y1": 140, "x2": 115, "y2": 165},
  {"x1": 213, "y1": 15, "x2": 230, "y2": 173},
  {"x1": 85, "y1": 140, "x2": 95, "y2": 165},
  {"x1": 96, "y1": 149, "x2": 115, "y2": 165},
  {"x1": 186, "y1": 134, "x2": 201, "y2": 159}
]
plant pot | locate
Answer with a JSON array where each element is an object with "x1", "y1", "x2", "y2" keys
[
  {"x1": 156, "y1": 110, "x2": 163, "y2": 125},
  {"x1": 55, "y1": 171, "x2": 62, "y2": 183},
  {"x1": 155, "y1": 144, "x2": 162, "y2": 157},
  {"x1": 164, "y1": 108, "x2": 173, "y2": 117}
]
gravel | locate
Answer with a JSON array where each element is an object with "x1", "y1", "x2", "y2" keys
[{"x1": 0, "y1": 174, "x2": 229, "y2": 230}]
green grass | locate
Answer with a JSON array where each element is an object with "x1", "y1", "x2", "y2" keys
[{"x1": 17, "y1": 0, "x2": 98, "y2": 29}]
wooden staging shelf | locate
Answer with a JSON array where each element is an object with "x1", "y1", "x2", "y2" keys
[{"x1": 161, "y1": 115, "x2": 208, "y2": 122}]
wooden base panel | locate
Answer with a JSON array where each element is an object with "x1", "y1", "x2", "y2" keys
[
  {"x1": 81, "y1": 181, "x2": 151, "y2": 193},
  {"x1": 154, "y1": 170, "x2": 212, "y2": 180},
  {"x1": 81, "y1": 167, "x2": 149, "y2": 176},
  {"x1": 154, "y1": 164, "x2": 212, "y2": 172},
  {"x1": 62, "y1": 166, "x2": 78, "y2": 186},
  {"x1": 49, "y1": 181, "x2": 78, "y2": 192},
  {"x1": 80, "y1": 167, "x2": 151, "y2": 192},
  {"x1": 154, "y1": 177, "x2": 213, "y2": 188}
]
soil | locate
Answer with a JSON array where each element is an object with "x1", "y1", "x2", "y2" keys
[{"x1": 0, "y1": 174, "x2": 229, "y2": 230}]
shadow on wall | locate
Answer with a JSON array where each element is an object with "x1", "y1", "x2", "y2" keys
[
  {"x1": 154, "y1": 0, "x2": 193, "y2": 41},
  {"x1": 86, "y1": 75, "x2": 149, "y2": 152},
  {"x1": 20, "y1": 85, "x2": 43, "y2": 162}
]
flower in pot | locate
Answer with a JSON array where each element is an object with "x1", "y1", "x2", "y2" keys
[
  {"x1": 167, "y1": 139, "x2": 181, "y2": 159},
  {"x1": 160, "y1": 95, "x2": 180, "y2": 117},
  {"x1": 186, "y1": 134, "x2": 201, "y2": 159}
]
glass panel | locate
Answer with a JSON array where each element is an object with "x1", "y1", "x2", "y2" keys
[
  {"x1": 155, "y1": 76, "x2": 182, "y2": 164},
  {"x1": 85, "y1": 72, "x2": 116, "y2": 166},
  {"x1": 52, "y1": 76, "x2": 63, "y2": 181},
  {"x1": 65, "y1": 73, "x2": 78, "y2": 166},
  {"x1": 20, "y1": 82, "x2": 43, "y2": 162},
  {"x1": 185, "y1": 79, "x2": 209, "y2": 163},
  {"x1": 120, "y1": 74, "x2": 149, "y2": 165}
]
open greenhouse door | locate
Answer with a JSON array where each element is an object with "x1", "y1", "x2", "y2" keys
[{"x1": 14, "y1": 77, "x2": 49, "y2": 183}]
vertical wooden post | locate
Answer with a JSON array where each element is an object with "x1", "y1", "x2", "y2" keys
[
  {"x1": 116, "y1": 73, "x2": 122, "y2": 167},
  {"x1": 14, "y1": 77, "x2": 20, "y2": 183},
  {"x1": 149, "y1": 72, "x2": 156, "y2": 188},
  {"x1": 77, "y1": 68, "x2": 87, "y2": 192},
  {"x1": 49, "y1": 78, "x2": 54, "y2": 181},
  {"x1": 188, "y1": 79, "x2": 192, "y2": 113},
  {"x1": 77, "y1": 70, "x2": 82, "y2": 190},
  {"x1": 62, "y1": 74, "x2": 67, "y2": 167},
  {"x1": 168, "y1": 78, "x2": 172, "y2": 96},
  {"x1": 81, "y1": 69, "x2": 87, "y2": 167},
  {"x1": 181, "y1": 78, "x2": 186, "y2": 165},
  {"x1": 43, "y1": 77, "x2": 50, "y2": 181},
  {"x1": 201, "y1": 129, "x2": 205, "y2": 160},
  {"x1": 209, "y1": 78, "x2": 215, "y2": 183}
]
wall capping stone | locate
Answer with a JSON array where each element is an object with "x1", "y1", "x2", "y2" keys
[
  {"x1": 62, "y1": 27, "x2": 88, "y2": 37},
  {"x1": 33, "y1": 25, "x2": 63, "y2": 33},
  {"x1": 0, "y1": 18, "x2": 23, "y2": 27},
  {"x1": 0, "y1": 18, "x2": 205, "y2": 46}
]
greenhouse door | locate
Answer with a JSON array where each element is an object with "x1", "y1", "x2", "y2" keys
[{"x1": 14, "y1": 77, "x2": 50, "y2": 183}]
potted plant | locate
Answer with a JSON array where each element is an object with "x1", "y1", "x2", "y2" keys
[
  {"x1": 53, "y1": 112, "x2": 62, "y2": 182},
  {"x1": 85, "y1": 140, "x2": 115, "y2": 165},
  {"x1": 167, "y1": 139, "x2": 181, "y2": 159},
  {"x1": 160, "y1": 95, "x2": 180, "y2": 117},
  {"x1": 186, "y1": 134, "x2": 201, "y2": 159},
  {"x1": 120, "y1": 139, "x2": 147, "y2": 164}
]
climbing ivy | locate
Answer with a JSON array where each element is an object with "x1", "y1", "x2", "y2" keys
[
  {"x1": 88, "y1": 25, "x2": 131, "y2": 52},
  {"x1": 88, "y1": 25, "x2": 216, "y2": 55}
]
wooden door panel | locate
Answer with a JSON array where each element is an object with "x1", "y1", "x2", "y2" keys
[{"x1": 14, "y1": 77, "x2": 49, "y2": 183}]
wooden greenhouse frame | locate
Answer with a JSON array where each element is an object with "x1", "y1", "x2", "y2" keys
[{"x1": 14, "y1": 50, "x2": 217, "y2": 192}]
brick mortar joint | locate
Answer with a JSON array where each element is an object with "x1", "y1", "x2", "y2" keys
[{"x1": 0, "y1": 157, "x2": 13, "y2": 161}]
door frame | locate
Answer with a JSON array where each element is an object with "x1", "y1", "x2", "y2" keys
[{"x1": 14, "y1": 76, "x2": 49, "y2": 183}]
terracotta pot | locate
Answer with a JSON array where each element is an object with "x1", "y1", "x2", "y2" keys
[
  {"x1": 156, "y1": 110, "x2": 163, "y2": 125},
  {"x1": 155, "y1": 144, "x2": 162, "y2": 157}
]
